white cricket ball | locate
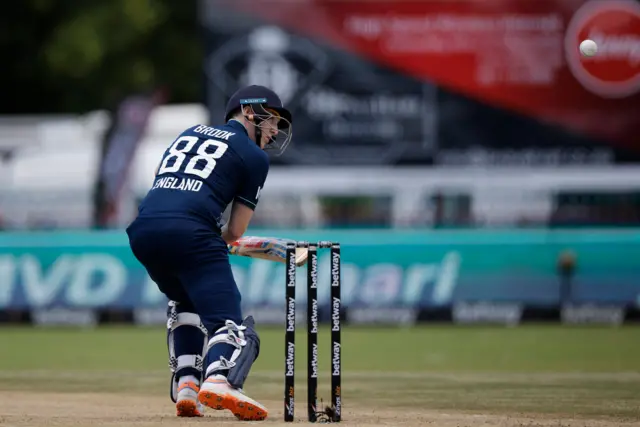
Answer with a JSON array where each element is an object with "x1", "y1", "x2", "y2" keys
[{"x1": 579, "y1": 39, "x2": 598, "y2": 57}]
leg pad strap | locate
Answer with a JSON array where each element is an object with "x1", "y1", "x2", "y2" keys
[{"x1": 204, "y1": 316, "x2": 261, "y2": 390}]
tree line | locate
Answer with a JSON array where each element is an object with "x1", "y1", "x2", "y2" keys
[{"x1": 1, "y1": 0, "x2": 201, "y2": 114}]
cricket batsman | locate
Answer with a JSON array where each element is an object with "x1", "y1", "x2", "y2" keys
[{"x1": 126, "y1": 85, "x2": 292, "y2": 420}]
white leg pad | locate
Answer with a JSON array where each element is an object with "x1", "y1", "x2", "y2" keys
[{"x1": 166, "y1": 301, "x2": 208, "y2": 402}]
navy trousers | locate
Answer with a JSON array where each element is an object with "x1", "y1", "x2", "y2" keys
[
  {"x1": 127, "y1": 217, "x2": 243, "y2": 380},
  {"x1": 126, "y1": 217, "x2": 243, "y2": 331}
]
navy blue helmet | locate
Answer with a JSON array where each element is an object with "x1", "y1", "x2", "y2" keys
[{"x1": 224, "y1": 85, "x2": 293, "y2": 156}]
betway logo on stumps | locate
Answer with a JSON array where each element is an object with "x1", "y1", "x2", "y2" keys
[
  {"x1": 287, "y1": 252, "x2": 296, "y2": 287},
  {"x1": 310, "y1": 343, "x2": 319, "y2": 379},
  {"x1": 331, "y1": 297, "x2": 341, "y2": 332},
  {"x1": 286, "y1": 297, "x2": 295, "y2": 332},
  {"x1": 331, "y1": 252, "x2": 340, "y2": 287},
  {"x1": 565, "y1": 0, "x2": 640, "y2": 98},
  {"x1": 285, "y1": 342, "x2": 295, "y2": 377},
  {"x1": 332, "y1": 341, "x2": 341, "y2": 376},
  {"x1": 310, "y1": 298, "x2": 319, "y2": 333}
]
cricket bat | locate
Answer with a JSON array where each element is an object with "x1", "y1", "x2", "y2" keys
[{"x1": 228, "y1": 236, "x2": 308, "y2": 266}]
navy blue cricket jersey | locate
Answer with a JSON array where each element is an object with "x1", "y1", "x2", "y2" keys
[{"x1": 136, "y1": 120, "x2": 269, "y2": 231}]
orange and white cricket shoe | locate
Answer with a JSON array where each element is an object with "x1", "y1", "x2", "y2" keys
[
  {"x1": 175, "y1": 381, "x2": 205, "y2": 417},
  {"x1": 198, "y1": 375, "x2": 268, "y2": 421}
]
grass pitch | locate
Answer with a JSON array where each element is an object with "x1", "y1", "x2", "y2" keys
[{"x1": 0, "y1": 325, "x2": 639, "y2": 426}]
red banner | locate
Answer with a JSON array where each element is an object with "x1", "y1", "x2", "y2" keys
[{"x1": 223, "y1": 0, "x2": 640, "y2": 147}]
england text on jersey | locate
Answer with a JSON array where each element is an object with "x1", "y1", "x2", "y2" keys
[{"x1": 152, "y1": 176, "x2": 203, "y2": 192}]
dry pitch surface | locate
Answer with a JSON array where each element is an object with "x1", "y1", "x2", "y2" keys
[
  {"x1": 1, "y1": 326, "x2": 639, "y2": 426},
  {"x1": 1, "y1": 372, "x2": 638, "y2": 426}
]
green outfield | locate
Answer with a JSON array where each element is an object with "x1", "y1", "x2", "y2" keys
[{"x1": 1, "y1": 325, "x2": 639, "y2": 426}]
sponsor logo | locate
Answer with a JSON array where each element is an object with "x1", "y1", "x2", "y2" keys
[
  {"x1": 206, "y1": 26, "x2": 330, "y2": 106},
  {"x1": 348, "y1": 308, "x2": 418, "y2": 325},
  {"x1": 230, "y1": 237, "x2": 267, "y2": 249},
  {"x1": 453, "y1": 302, "x2": 523, "y2": 325},
  {"x1": 332, "y1": 342, "x2": 341, "y2": 376},
  {"x1": 561, "y1": 304, "x2": 625, "y2": 325},
  {"x1": 285, "y1": 342, "x2": 295, "y2": 377},
  {"x1": 285, "y1": 386, "x2": 295, "y2": 417},
  {"x1": 310, "y1": 298, "x2": 319, "y2": 333},
  {"x1": 565, "y1": 0, "x2": 640, "y2": 98},
  {"x1": 32, "y1": 308, "x2": 97, "y2": 326},
  {"x1": 310, "y1": 343, "x2": 319, "y2": 378},
  {"x1": 332, "y1": 297, "x2": 341, "y2": 332},
  {"x1": 240, "y1": 98, "x2": 268, "y2": 104},
  {"x1": 333, "y1": 387, "x2": 342, "y2": 418},
  {"x1": 331, "y1": 252, "x2": 340, "y2": 287},
  {"x1": 287, "y1": 252, "x2": 296, "y2": 287},
  {"x1": 286, "y1": 297, "x2": 296, "y2": 332},
  {"x1": 310, "y1": 254, "x2": 318, "y2": 289}
]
